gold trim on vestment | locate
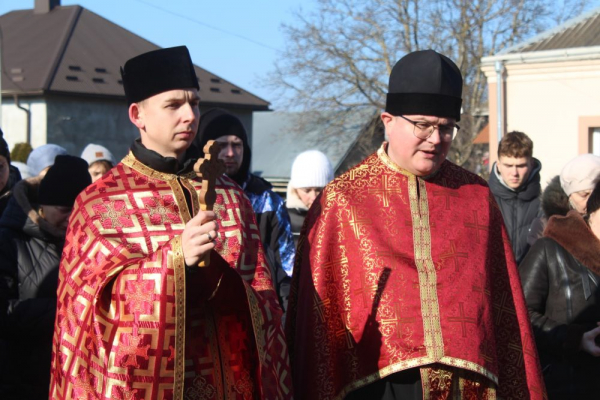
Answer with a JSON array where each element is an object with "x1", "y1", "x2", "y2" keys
[
  {"x1": 123, "y1": 153, "x2": 191, "y2": 399},
  {"x1": 416, "y1": 178, "x2": 445, "y2": 360},
  {"x1": 377, "y1": 145, "x2": 413, "y2": 177},
  {"x1": 439, "y1": 356, "x2": 498, "y2": 385},
  {"x1": 246, "y1": 285, "x2": 267, "y2": 366},
  {"x1": 333, "y1": 354, "x2": 500, "y2": 400},
  {"x1": 122, "y1": 152, "x2": 180, "y2": 182},
  {"x1": 180, "y1": 178, "x2": 199, "y2": 218},
  {"x1": 172, "y1": 235, "x2": 186, "y2": 399}
]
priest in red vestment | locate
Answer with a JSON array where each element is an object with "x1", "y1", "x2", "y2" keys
[
  {"x1": 49, "y1": 46, "x2": 292, "y2": 400},
  {"x1": 286, "y1": 50, "x2": 546, "y2": 399}
]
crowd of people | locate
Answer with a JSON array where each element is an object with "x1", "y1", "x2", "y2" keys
[{"x1": 0, "y1": 45, "x2": 598, "y2": 399}]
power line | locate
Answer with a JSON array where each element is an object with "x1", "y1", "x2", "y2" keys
[{"x1": 131, "y1": 0, "x2": 280, "y2": 52}]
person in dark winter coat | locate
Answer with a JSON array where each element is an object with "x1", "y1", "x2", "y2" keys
[
  {"x1": 520, "y1": 181, "x2": 600, "y2": 399},
  {"x1": 527, "y1": 175, "x2": 570, "y2": 246},
  {"x1": 286, "y1": 150, "x2": 334, "y2": 249},
  {"x1": 527, "y1": 154, "x2": 600, "y2": 247},
  {"x1": 0, "y1": 130, "x2": 21, "y2": 216},
  {"x1": 489, "y1": 131, "x2": 542, "y2": 264},
  {"x1": 196, "y1": 109, "x2": 295, "y2": 312},
  {"x1": 0, "y1": 155, "x2": 91, "y2": 399}
]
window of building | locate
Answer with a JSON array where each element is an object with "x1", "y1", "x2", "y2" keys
[{"x1": 591, "y1": 128, "x2": 600, "y2": 156}]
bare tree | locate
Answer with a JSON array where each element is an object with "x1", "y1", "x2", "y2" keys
[{"x1": 267, "y1": 0, "x2": 597, "y2": 166}]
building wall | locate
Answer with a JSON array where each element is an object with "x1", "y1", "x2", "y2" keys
[
  {"x1": 1, "y1": 97, "x2": 47, "y2": 150},
  {"x1": 46, "y1": 95, "x2": 138, "y2": 160},
  {"x1": 1, "y1": 95, "x2": 257, "y2": 162},
  {"x1": 484, "y1": 59, "x2": 600, "y2": 187}
]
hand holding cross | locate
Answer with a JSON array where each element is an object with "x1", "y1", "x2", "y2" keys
[{"x1": 193, "y1": 140, "x2": 225, "y2": 267}]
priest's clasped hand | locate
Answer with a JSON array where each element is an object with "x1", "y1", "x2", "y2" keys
[{"x1": 181, "y1": 210, "x2": 219, "y2": 267}]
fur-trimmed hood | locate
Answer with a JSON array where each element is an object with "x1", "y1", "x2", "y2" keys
[
  {"x1": 544, "y1": 210, "x2": 600, "y2": 274},
  {"x1": 286, "y1": 181, "x2": 308, "y2": 211},
  {"x1": 0, "y1": 176, "x2": 65, "y2": 239},
  {"x1": 541, "y1": 175, "x2": 570, "y2": 219}
]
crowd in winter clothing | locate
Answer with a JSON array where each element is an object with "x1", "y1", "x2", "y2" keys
[{"x1": 489, "y1": 131, "x2": 600, "y2": 399}]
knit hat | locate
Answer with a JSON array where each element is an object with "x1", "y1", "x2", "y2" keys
[
  {"x1": 290, "y1": 150, "x2": 333, "y2": 189},
  {"x1": 81, "y1": 143, "x2": 115, "y2": 166},
  {"x1": 0, "y1": 128, "x2": 9, "y2": 163},
  {"x1": 39, "y1": 155, "x2": 91, "y2": 207},
  {"x1": 121, "y1": 46, "x2": 199, "y2": 105},
  {"x1": 560, "y1": 154, "x2": 600, "y2": 196},
  {"x1": 196, "y1": 108, "x2": 250, "y2": 186},
  {"x1": 27, "y1": 144, "x2": 68, "y2": 176},
  {"x1": 386, "y1": 49, "x2": 463, "y2": 121}
]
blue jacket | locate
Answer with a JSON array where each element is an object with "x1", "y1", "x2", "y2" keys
[{"x1": 243, "y1": 173, "x2": 294, "y2": 310}]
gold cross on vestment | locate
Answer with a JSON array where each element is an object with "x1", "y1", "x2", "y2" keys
[
  {"x1": 432, "y1": 184, "x2": 460, "y2": 211},
  {"x1": 439, "y1": 240, "x2": 469, "y2": 272},
  {"x1": 321, "y1": 243, "x2": 348, "y2": 282},
  {"x1": 368, "y1": 175, "x2": 404, "y2": 207},
  {"x1": 463, "y1": 210, "x2": 488, "y2": 244},
  {"x1": 381, "y1": 303, "x2": 416, "y2": 339},
  {"x1": 448, "y1": 302, "x2": 477, "y2": 338},
  {"x1": 313, "y1": 292, "x2": 331, "y2": 323},
  {"x1": 376, "y1": 236, "x2": 409, "y2": 271},
  {"x1": 348, "y1": 205, "x2": 373, "y2": 239},
  {"x1": 493, "y1": 291, "x2": 517, "y2": 325},
  {"x1": 353, "y1": 272, "x2": 378, "y2": 308}
]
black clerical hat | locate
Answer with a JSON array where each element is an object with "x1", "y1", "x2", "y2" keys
[
  {"x1": 385, "y1": 50, "x2": 462, "y2": 121},
  {"x1": 121, "y1": 46, "x2": 199, "y2": 105}
]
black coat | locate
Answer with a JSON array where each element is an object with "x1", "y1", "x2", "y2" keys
[
  {"x1": 0, "y1": 165, "x2": 22, "y2": 217},
  {"x1": 0, "y1": 178, "x2": 64, "y2": 399},
  {"x1": 527, "y1": 175, "x2": 571, "y2": 247},
  {"x1": 489, "y1": 159, "x2": 542, "y2": 264},
  {"x1": 244, "y1": 174, "x2": 293, "y2": 313},
  {"x1": 287, "y1": 206, "x2": 307, "y2": 250},
  {"x1": 520, "y1": 211, "x2": 600, "y2": 399}
]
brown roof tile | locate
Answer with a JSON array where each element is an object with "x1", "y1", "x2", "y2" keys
[{"x1": 0, "y1": 5, "x2": 269, "y2": 110}]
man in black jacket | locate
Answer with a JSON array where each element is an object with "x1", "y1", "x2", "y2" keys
[
  {"x1": 0, "y1": 130, "x2": 21, "y2": 217},
  {"x1": 489, "y1": 131, "x2": 542, "y2": 264},
  {"x1": 196, "y1": 109, "x2": 295, "y2": 313}
]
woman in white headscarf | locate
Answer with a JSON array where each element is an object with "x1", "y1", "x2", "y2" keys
[{"x1": 286, "y1": 150, "x2": 334, "y2": 249}]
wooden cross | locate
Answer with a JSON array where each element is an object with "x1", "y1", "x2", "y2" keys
[{"x1": 193, "y1": 140, "x2": 225, "y2": 267}]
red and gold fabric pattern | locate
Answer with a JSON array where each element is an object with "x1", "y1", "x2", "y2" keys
[
  {"x1": 50, "y1": 153, "x2": 292, "y2": 399},
  {"x1": 286, "y1": 143, "x2": 546, "y2": 399}
]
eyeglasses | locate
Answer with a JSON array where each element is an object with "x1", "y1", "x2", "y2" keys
[{"x1": 398, "y1": 115, "x2": 460, "y2": 142}]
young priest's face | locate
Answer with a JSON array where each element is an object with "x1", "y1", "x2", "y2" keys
[
  {"x1": 381, "y1": 113, "x2": 453, "y2": 177},
  {"x1": 131, "y1": 88, "x2": 200, "y2": 160}
]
